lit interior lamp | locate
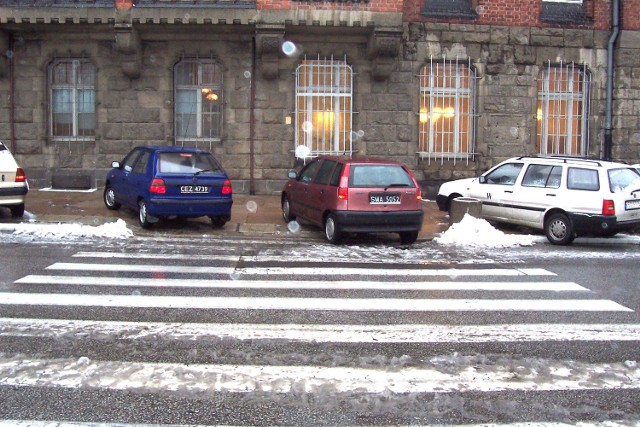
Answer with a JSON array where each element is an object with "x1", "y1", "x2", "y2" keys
[
  {"x1": 536, "y1": 108, "x2": 542, "y2": 121},
  {"x1": 419, "y1": 107, "x2": 455, "y2": 122},
  {"x1": 201, "y1": 88, "x2": 219, "y2": 101},
  {"x1": 313, "y1": 111, "x2": 335, "y2": 130}
]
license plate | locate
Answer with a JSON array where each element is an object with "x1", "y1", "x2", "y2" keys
[
  {"x1": 625, "y1": 199, "x2": 640, "y2": 210},
  {"x1": 180, "y1": 185, "x2": 209, "y2": 194},
  {"x1": 369, "y1": 192, "x2": 401, "y2": 205}
]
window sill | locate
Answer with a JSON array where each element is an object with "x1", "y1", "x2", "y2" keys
[{"x1": 47, "y1": 137, "x2": 96, "y2": 144}]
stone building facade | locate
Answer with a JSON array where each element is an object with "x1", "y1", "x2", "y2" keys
[{"x1": 0, "y1": 0, "x2": 638, "y2": 197}]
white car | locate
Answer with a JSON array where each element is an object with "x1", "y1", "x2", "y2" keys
[
  {"x1": 0, "y1": 141, "x2": 28, "y2": 217},
  {"x1": 436, "y1": 156, "x2": 640, "y2": 245}
]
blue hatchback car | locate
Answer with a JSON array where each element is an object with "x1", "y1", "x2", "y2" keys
[{"x1": 104, "y1": 146, "x2": 233, "y2": 229}]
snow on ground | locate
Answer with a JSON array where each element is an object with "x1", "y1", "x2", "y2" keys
[
  {"x1": 0, "y1": 218, "x2": 133, "y2": 240},
  {"x1": 434, "y1": 214, "x2": 539, "y2": 248}
]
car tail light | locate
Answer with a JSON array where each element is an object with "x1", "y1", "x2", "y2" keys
[
  {"x1": 602, "y1": 200, "x2": 615, "y2": 216},
  {"x1": 15, "y1": 168, "x2": 26, "y2": 183},
  {"x1": 405, "y1": 168, "x2": 422, "y2": 201},
  {"x1": 221, "y1": 179, "x2": 232, "y2": 195},
  {"x1": 150, "y1": 178, "x2": 166, "y2": 194},
  {"x1": 338, "y1": 186, "x2": 348, "y2": 200}
]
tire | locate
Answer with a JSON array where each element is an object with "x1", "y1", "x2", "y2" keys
[
  {"x1": 544, "y1": 213, "x2": 574, "y2": 245},
  {"x1": 10, "y1": 203, "x2": 24, "y2": 218},
  {"x1": 324, "y1": 213, "x2": 342, "y2": 244},
  {"x1": 282, "y1": 196, "x2": 296, "y2": 222},
  {"x1": 399, "y1": 231, "x2": 419, "y2": 245},
  {"x1": 210, "y1": 216, "x2": 227, "y2": 228},
  {"x1": 446, "y1": 194, "x2": 461, "y2": 216},
  {"x1": 138, "y1": 199, "x2": 154, "y2": 229},
  {"x1": 103, "y1": 185, "x2": 121, "y2": 210}
]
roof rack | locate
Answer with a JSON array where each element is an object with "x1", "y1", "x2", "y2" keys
[{"x1": 515, "y1": 155, "x2": 603, "y2": 167}]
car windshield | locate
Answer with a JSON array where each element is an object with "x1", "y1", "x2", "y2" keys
[
  {"x1": 608, "y1": 167, "x2": 640, "y2": 193},
  {"x1": 349, "y1": 164, "x2": 414, "y2": 188},
  {"x1": 158, "y1": 152, "x2": 224, "y2": 174}
]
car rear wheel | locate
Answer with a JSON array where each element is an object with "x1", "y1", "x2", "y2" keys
[
  {"x1": 544, "y1": 213, "x2": 574, "y2": 245},
  {"x1": 103, "y1": 185, "x2": 121, "y2": 210},
  {"x1": 138, "y1": 199, "x2": 154, "y2": 229},
  {"x1": 210, "y1": 216, "x2": 227, "y2": 228},
  {"x1": 324, "y1": 213, "x2": 342, "y2": 244},
  {"x1": 399, "y1": 231, "x2": 419, "y2": 245},
  {"x1": 10, "y1": 203, "x2": 24, "y2": 218},
  {"x1": 282, "y1": 196, "x2": 295, "y2": 222}
]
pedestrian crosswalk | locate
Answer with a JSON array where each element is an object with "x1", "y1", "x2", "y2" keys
[{"x1": 1, "y1": 240, "x2": 639, "y2": 426}]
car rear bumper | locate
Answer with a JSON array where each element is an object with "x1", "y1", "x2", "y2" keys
[
  {"x1": 0, "y1": 185, "x2": 28, "y2": 205},
  {"x1": 148, "y1": 197, "x2": 233, "y2": 218},
  {"x1": 569, "y1": 212, "x2": 640, "y2": 235},
  {"x1": 334, "y1": 209, "x2": 424, "y2": 233}
]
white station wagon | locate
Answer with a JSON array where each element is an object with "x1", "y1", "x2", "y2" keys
[
  {"x1": 436, "y1": 156, "x2": 640, "y2": 245},
  {"x1": 0, "y1": 141, "x2": 28, "y2": 218}
]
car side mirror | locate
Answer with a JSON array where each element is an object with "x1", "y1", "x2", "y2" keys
[
  {"x1": 288, "y1": 170, "x2": 297, "y2": 179},
  {"x1": 479, "y1": 176, "x2": 487, "y2": 184},
  {"x1": 112, "y1": 161, "x2": 121, "y2": 168}
]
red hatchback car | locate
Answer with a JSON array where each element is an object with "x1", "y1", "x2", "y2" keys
[{"x1": 281, "y1": 156, "x2": 424, "y2": 244}]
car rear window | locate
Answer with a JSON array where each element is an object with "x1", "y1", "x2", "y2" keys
[
  {"x1": 349, "y1": 165, "x2": 414, "y2": 188},
  {"x1": 608, "y1": 168, "x2": 640, "y2": 193},
  {"x1": 0, "y1": 143, "x2": 7, "y2": 152},
  {"x1": 159, "y1": 152, "x2": 223, "y2": 174}
]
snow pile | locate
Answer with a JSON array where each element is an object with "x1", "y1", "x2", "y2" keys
[
  {"x1": 7, "y1": 218, "x2": 133, "y2": 240},
  {"x1": 434, "y1": 214, "x2": 536, "y2": 248}
]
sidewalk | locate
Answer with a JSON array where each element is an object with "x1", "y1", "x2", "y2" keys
[{"x1": 1, "y1": 187, "x2": 450, "y2": 240}]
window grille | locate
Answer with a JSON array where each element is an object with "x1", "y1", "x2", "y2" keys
[
  {"x1": 174, "y1": 59, "x2": 223, "y2": 147},
  {"x1": 537, "y1": 61, "x2": 590, "y2": 157},
  {"x1": 418, "y1": 57, "x2": 476, "y2": 164},
  {"x1": 49, "y1": 59, "x2": 95, "y2": 140},
  {"x1": 295, "y1": 56, "x2": 353, "y2": 158}
]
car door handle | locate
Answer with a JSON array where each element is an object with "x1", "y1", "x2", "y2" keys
[
  {"x1": 546, "y1": 193, "x2": 556, "y2": 197},
  {"x1": 504, "y1": 190, "x2": 513, "y2": 194}
]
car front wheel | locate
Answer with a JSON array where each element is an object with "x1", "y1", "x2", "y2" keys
[
  {"x1": 282, "y1": 196, "x2": 295, "y2": 222},
  {"x1": 324, "y1": 214, "x2": 342, "y2": 244},
  {"x1": 103, "y1": 185, "x2": 121, "y2": 210},
  {"x1": 544, "y1": 213, "x2": 574, "y2": 245},
  {"x1": 138, "y1": 199, "x2": 154, "y2": 229}
]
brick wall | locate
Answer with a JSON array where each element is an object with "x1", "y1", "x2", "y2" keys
[
  {"x1": 257, "y1": 0, "x2": 403, "y2": 13},
  {"x1": 403, "y1": 0, "x2": 622, "y2": 30}
]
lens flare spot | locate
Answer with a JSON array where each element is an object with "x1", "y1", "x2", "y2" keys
[
  {"x1": 246, "y1": 200, "x2": 258, "y2": 213},
  {"x1": 287, "y1": 221, "x2": 301, "y2": 234}
]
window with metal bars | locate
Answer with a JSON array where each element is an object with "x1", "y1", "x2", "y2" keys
[
  {"x1": 295, "y1": 57, "x2": 353, "y2": 158},
  {"x1": 536, "y1": 62, "x2": 590, "y2": 157},
  {"x1": 174, "y1": 59, "x2": 223, "y2": 144},
  {"x1": 49, "y1": 59, "x2": 95, "y2": 140},
  {"x1": 418, "y1": 58, "x2": 476, "y2": 163}
]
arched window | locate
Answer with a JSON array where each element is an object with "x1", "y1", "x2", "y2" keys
[
  {"x1": 174, "y1": 59, "x2": 223, "y2": 144},
  {"x1": 419, "y1": 58, "x2": 476, "y2": 162},
  {"x1": 49, "y1": 58, "x2": 95, "y2": 140},
  {"x1": 295, "y1": 56, "x2": 353, "y2": 158},
  {"x1": 537, "y1": 62, "x2": 590, "y2": 156}
]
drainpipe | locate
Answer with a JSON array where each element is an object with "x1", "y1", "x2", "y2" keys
[
  {"x1": 249, "y1": 36, "x2": 256, "y2": 195},
  {"x1": 604, "y1": 0, "x2": 620, "y2": 161},
  {"x1": 8, "y1": 34, "x2": 15, "y2": 153}
]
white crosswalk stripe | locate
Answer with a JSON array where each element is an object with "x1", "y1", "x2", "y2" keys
[{"x1": 1, "y1": 242, "x2": 638, "y2": 425}]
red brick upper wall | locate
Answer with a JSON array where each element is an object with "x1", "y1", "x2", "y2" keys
[
  {"x1": 110, "y1": 0, "x2": 638, "y2": 30},
  {"x1": 403, "y1": 0, "x2": 638, "y2": 31},
  {"x1": 257, "y1": 0, "x2": 402, "y2": 13}
]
